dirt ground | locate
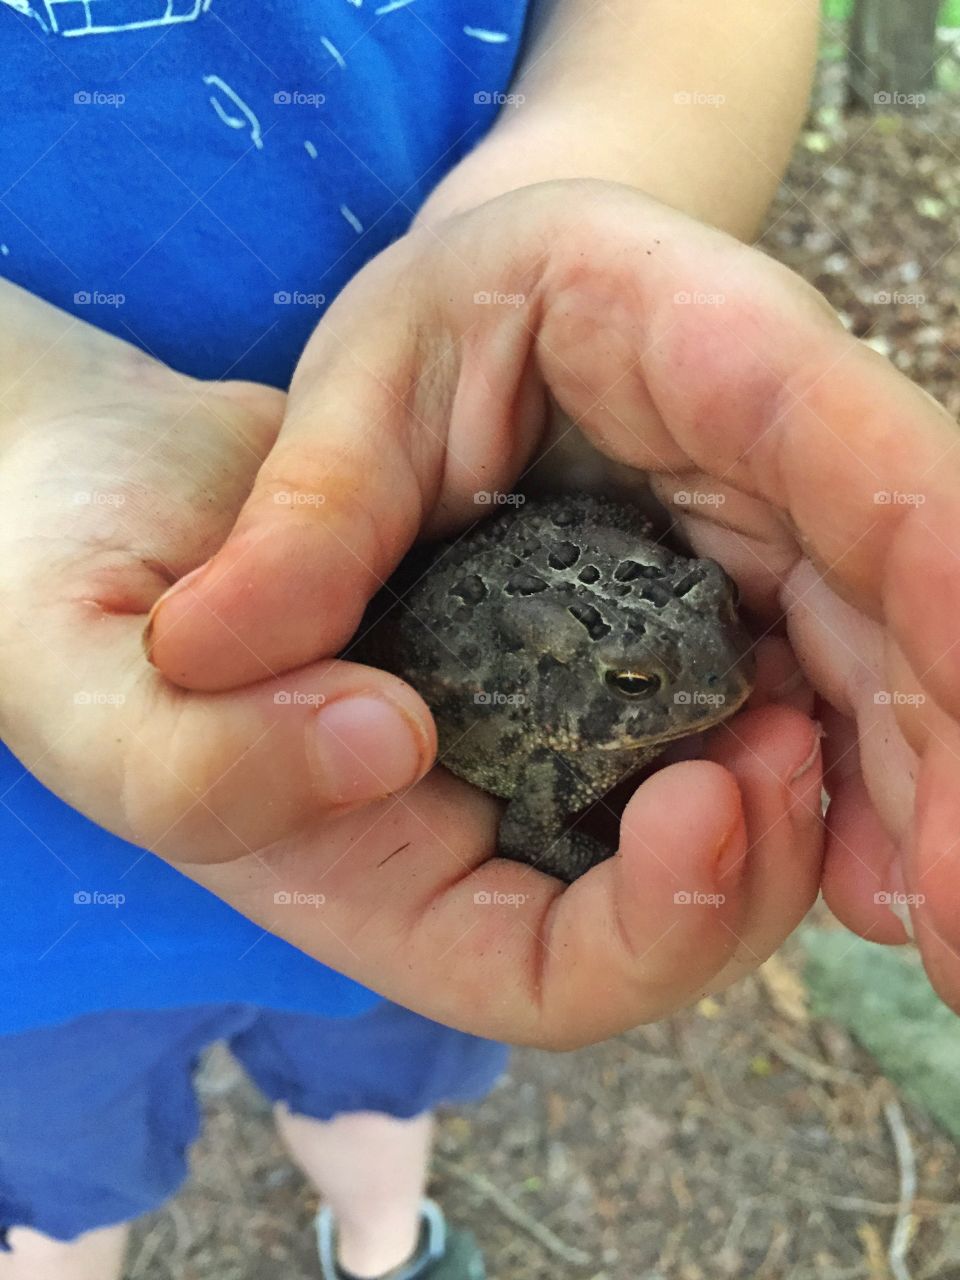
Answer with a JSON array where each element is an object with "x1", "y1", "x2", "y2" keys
[{"x1": 125, "y1": 76, "x2": 960, "y2": 1280}]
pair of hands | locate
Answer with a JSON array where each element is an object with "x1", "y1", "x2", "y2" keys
[{"x1": 2, "y1": 180, "x2": 958, "y2": 1048}]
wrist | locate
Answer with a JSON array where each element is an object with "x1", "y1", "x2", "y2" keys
[{"x1": 416, "y1": 101, "x2": 785, "y2": 242}]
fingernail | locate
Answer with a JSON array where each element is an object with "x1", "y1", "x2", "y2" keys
[
  {"x1": 885, "y1": 858, "x2": 917, "y2": 943},
  {"x1": 715, "y1": 815, "x2": 746, "y2": 884},
  {"x1": 143, "y1": 561, "x2": 212, "y2": 663},
  {"x1": 311, "y1": 694, "x2": 432, "y2": 806},
  {"x1": 787, "y1": 726, "x2": 824, "y2": 820}
]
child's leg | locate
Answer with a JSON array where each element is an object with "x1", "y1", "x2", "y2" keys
[
  {"x1": 0, "y1": 1225, "x2": 128, "y2": 1280},
  {"x1": 275, "y1": 1107, "x2": 432, "y2": 1277},
  {"x1": 232, "y1": 1001, "x2": 509, "y2": 1277}
]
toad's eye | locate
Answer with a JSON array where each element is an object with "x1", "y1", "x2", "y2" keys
[{"x1": 604, "y1": 669, "x2": 662, "y2": 698}]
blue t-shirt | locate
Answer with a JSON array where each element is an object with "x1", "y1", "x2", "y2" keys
[{"x1": 0, "y1": 0, "x2": 530, "y2": 1034}]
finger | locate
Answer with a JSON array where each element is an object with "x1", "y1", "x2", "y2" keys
[
  {"x1": 701, "y1": 705, "x2": 824, "y2": 991},
  {"x1": 1, "y1": 603, "x2": 436, "y2": 861},
  {"x1": 746, "y1": 635, "x2": 814, "y2": 717},
  {"x1": 185, "y1": 707, "x2": 823, "y2": 1046},
  {"x1": 821, "y1": 771, "x2": 910, "y2": 945},
  {"x1": 188, "y1": 758, "x2": 748, "y2": 1046},
  {"x1": 784, "y1": 558, "x2": 919, "y2": 841},
  {"x1": 911, "y1": 738, "x2": 960, "y2": 1014}
]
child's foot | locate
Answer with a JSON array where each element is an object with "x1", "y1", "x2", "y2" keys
[{"x1": 316, "y1": 1199, "x2": 485, "y2": 1280}]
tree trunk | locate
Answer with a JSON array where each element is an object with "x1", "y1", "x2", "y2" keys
[{"x1": 847, "y1": 0, "x2": 941, "y2": 110}]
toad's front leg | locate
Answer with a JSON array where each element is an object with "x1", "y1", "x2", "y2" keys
[{"x1": 497, "y1": 747, "x2": 632, "y2": 883}]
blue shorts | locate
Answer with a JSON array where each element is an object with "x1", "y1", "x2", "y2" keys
[{"x1": 0, "y1": 1002, "x2": 508, "y2": 1245}]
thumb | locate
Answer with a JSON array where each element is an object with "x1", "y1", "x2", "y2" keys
[
  {"x1": 144, "y1": 238, "x2": 460, "y2": 691},
  {"x1": 143, "y1": 209, "x2": 544, "y2": 692}
]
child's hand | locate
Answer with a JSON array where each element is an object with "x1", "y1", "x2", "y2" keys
[
  {"x1": 0, "y1": 271, "x2": 822, "y2": 1048},
  {"x1": 146, "y1": 181, "x2": 960, "y2": 1019}
]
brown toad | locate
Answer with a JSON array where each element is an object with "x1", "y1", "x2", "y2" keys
[{"x1": 358, "y1": 494, "x2": 755, "y2": 882}]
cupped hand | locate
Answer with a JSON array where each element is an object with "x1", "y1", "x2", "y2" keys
[
  {"x1": 145, "y1": 180, "x2": 960, "y2": 1019},
  {"x1": 0, "y1": 266, "x2": 822, "y2": 1048}
]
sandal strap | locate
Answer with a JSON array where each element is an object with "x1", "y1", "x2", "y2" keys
[{"x1": 316, "y1": 1198, "x2": 447, "y2": 1280}]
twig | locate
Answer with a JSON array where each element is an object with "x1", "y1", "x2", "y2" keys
[
  {"x1": 435, "y1": 1158, "x2": 592, "y2": 1267},
  {"x1": 765, "y1": 1031, "x2": 861, "y2": 1086},
  {"x1": 884, "y1": 1098, "x2": 918, "y2": 1280},
  {"x1": 774, "y1": 1187, "x2": 958, "y2": 1219}
]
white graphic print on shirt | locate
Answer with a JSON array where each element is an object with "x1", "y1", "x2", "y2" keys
[{"x1": 0, "y1": 0, "x2": 212, "y2": 37}]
